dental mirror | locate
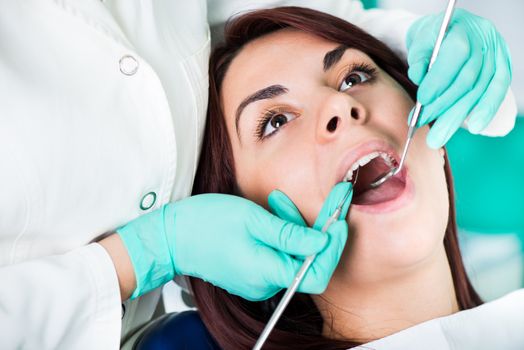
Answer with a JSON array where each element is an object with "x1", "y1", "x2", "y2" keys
[{"x1": 369, "y1": 0, "x2": 456, "y2": 190}]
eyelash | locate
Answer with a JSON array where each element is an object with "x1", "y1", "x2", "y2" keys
[
  {"x1": 254, "y1": 62, "x2": 377, "y2": 141},
  {"x1": 254, "y1": 107, "x2": 298, "y2": 141},
  {"x1": 339, "y1": 63, "x2": 377, "y2": 91}
]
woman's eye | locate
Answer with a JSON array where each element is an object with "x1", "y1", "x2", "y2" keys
[
  {"x1": 339, "y1": 71, "x2": 371, "y2": 92},
  {"x1": 262, "y1": 112, "x2": 297, "y2": 137}
]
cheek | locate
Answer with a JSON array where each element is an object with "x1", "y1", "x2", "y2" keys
[
  {"x1": 382, "y1": 94, "x2": 414, "y2": 132},
  {"x1": 357, "y1": 82, "x2": 414, "y2": 140},
  {"x1": 234, "y1": 144, "x2": 321, "y2": 221},
  {"x1": 414, "y1": 126, "x2": 450, "y2": 228},
  {"x1": 376, "y1": 129, "x2": 449, "y2": 268},
  {"x1": 422, "y1": 136, "x2": 450, "y2": 248}
]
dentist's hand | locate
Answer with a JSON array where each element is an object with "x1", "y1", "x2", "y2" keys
[
  {"x1": 407, "y1": 8, "x2": 512, "y2": 148},
  {"x1": 116, "y1": 186, "x2": 350, "y2": 301},
  {"x1": 268, "y1": 182, "x2": 353, "y2": 294}
]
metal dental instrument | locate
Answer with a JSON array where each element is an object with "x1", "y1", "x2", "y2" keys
[
  {"x1": 253, "y1": 171, "x2": 358, "y2": 350},
  {"x1": 369, "y1": 0, "x2": 457, "y2": 189}
]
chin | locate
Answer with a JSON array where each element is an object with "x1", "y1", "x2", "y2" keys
[{"x1": 343, "y1": 212, "x2": 448, "y2": 281}]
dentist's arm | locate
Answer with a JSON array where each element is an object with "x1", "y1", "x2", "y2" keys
[
  {"x1": 0, "y1": 245, "x2": 121, "y2": 349},
  {"x1": 99, "y1": 234, "x2": 136, "y2": 300}
]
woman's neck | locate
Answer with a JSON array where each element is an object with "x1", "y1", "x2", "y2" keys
[{"x1": 313, "y1": 245, "x2": 459, "y2": 343}]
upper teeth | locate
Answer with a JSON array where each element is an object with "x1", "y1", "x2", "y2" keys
[{"x1": 343, "y1": 151, "x2": 395, "y2": 182}]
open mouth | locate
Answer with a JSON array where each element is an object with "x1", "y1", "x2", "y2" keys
[{"x1": 343, "y1": 151, "x2": 407, "y2": 206}]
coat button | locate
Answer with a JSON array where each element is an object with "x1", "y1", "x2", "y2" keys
[
  {"x1": 119, "y1": 55, "x2": 139, "y2": 76},
  {"x1": 140, "y1": 192, "x2": 157, "y2": 210}
]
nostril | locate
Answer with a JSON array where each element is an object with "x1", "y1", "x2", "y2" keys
[
  {"x1": 351, "y1": 108, "x2": 359, "y2": 120},
  {"x1": 326, "y1": 116, "x2": 339, "y2": 132}
]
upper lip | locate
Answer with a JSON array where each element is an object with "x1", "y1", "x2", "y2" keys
[{"x1": 336, "y1": 139, "x2": 401, "y2": 184}]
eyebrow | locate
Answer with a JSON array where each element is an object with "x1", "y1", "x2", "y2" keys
[
  {"x1": 323, "y1": 45, "x2": 348, "y2": 72},
  {"x1": 234, "y1": 45, "x2": 348, "y2": 138},
  {"x1": 235, "y1": 84, "x2": 288, "y2": 136}
]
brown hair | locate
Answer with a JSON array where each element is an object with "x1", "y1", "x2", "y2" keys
[{"x1": 190, "y1": 7, "x2": 482, "y2": 350}]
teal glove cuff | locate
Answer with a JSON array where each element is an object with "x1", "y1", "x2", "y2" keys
[{"x1": 117, "y1": 204, "x2": 177, "y2": 299}]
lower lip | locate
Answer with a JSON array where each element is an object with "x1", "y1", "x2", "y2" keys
[{"x1": 351, "y1": 168, "x2": 414, "y2": 214}]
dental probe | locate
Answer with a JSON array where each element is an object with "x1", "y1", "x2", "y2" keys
[
  {"x1": 253, "y1": 172, "x2": 357, "y2": 350},
  {"x1": 369, "y1": 0, "x2": 457, "y2": 189}
]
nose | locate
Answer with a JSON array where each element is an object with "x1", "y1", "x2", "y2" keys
[{"x1": 316, "y1": 92, "x2": 368, "y2": 142}]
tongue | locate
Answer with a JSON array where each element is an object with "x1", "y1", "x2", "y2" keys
[{"x1": 353, "y1": 176, "x2": 405, "y2": 205}]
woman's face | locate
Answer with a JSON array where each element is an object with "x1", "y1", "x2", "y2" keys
[{"x1": 221, "y1": 29, "x2": 449, "y2": 285}]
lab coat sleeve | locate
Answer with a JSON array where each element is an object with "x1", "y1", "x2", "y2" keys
[
  {"x1": 207, "y1": 0, "x2": 517, "y2": 137},
  {"x1": 0, "y1": 244, "x2": 121, "y2": 350}
]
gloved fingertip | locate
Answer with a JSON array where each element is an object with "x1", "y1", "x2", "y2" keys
[
  {"x1": 328, "y1": 221, "x2": 349, "y2": 243},
  {"x1": 419, "y1": 99, "x2": 443, "y2": 126},
  {"x1": 408, "y1": 69, "x2": 421, "y2": 86},
  {"x1": 314, "y1": 227, "x2": 330, "y2": 242},
  {"x1": 417, "y1": 86, "x2": 435, "y2": 106},
  {"x1": 267, "y1": 189, "x2": 291, "y2": 211},
  {"x1": 303, "y1": 228, "x2": 329, "y2": 251},
  {"x1": 339, "y1": 187, "x2": 353, "y2": 221},
  {"x1": 416, "y1": 116, "x2": 427, "y2": 128},
  {"x1": 313, "y1": 182, "x2": 353, "y2": 231},
  {"x1": 468, "y1": 122, "x2": 483, "y2": 134},
  {"x1": 408, "y1": 62, "x2": 427, "y2": 85},
  {"x1": 329, "y1": 181, "x2": 353, "y2": 217},
  {"x1": 417, "y1": 112, "x2": 436, "y2": 128},
  {"x1": 426, "y1": 129, "x2": 445, "y2": 149},
  {"x1": 334, "y1": 181, "x2": 353, "y2": 195},
  {"x1": 467, "y1": 118, "x2": 486, "y2": 134},
  {"x1": 268, "y1": 190, "x2": 306, "y2": 225},
  {"x1": 268, "y1": 189, "x2": 284, "y2": 198}
]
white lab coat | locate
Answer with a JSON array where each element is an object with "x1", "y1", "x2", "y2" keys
[
  {"x1": 0, "y1": 1, "x2": 517, "y2": 349},
  {"x1": 355, "y1": 289, "x2": 524, "y2": 349}
]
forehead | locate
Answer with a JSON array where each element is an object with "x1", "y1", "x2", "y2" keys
[
  {"x1": 221, "y1": 29, "x2": 368, "y2": 118},
  {"x1": 221, "y1": 30, "x2": 333, "y2": 112},
  {"x1": 233, "y1": 29, "x2": 334, "y2": 66}
]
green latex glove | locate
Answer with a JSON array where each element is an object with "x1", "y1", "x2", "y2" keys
[
  {"x1": 117, "y1": 183, "x2": 351, "y2": 300},
  {"x1": 407, "y1": 8, "x2": 512, "y2": 148},
  {"x1": 267, "y1": 182, "x2": 353, "y2": 293}
]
